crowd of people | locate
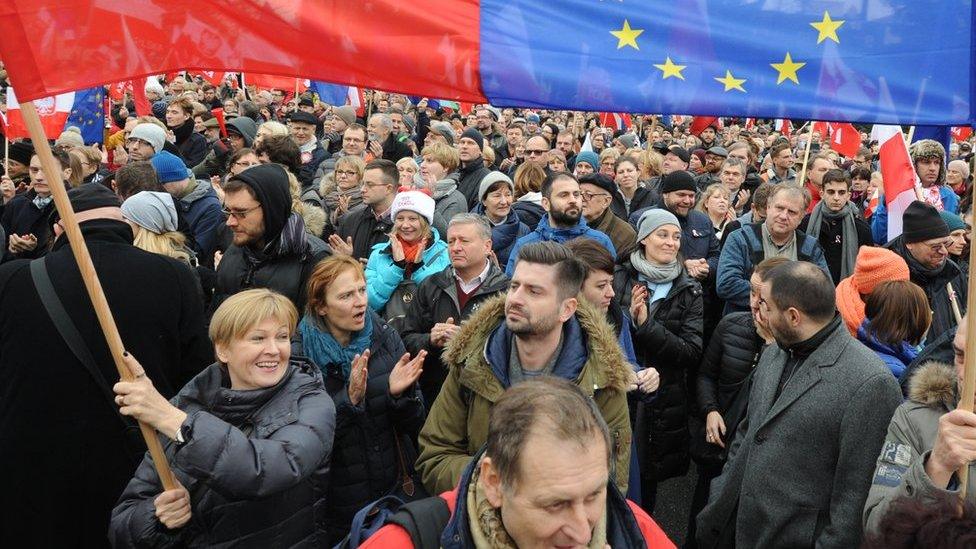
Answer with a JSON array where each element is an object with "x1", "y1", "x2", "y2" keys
[{"x1": 3, "y1": 72, "x2": 976, "y2": 548}]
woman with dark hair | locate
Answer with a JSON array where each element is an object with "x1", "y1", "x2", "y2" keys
[
  {"x1": 541, "y1": 122, "x2": 560, "y2": 146},
  {"x1": 858, "y1": 280, "x2": 932, "y2": 379},
  {"x1": 614, "y1": 208, "x2": 703, "y2": 513}
]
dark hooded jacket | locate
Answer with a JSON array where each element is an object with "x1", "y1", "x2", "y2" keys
[
  {"x1": 0, "y1": 218, "x2": 212, "y2": 548},
  {"x1": 110, "y1": 359, "x2": 336, "y2": 548},
  {"x1": 213, "y1": 165, "x2": 331, "y2": 313},
  {"x1": 336, "y1": 203, "x2": 394, "y2": 263},
  {"x1": 615, "y1": 262, "x2": 704, "y2": 481}
]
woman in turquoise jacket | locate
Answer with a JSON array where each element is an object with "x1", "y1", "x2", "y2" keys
[{"x1": 365, "y1": 190, "x2": 450, "y2": 317}]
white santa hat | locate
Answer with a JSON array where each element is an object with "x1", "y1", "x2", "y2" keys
[{"x1": 391, "y1": 190, "x2": 436, "y2": 225}]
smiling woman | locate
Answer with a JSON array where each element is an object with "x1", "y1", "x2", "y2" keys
[{"x1": 109, "y1": 289, "x2": 337, "y2": 546}]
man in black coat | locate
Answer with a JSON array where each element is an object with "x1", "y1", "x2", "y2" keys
[
  {"x1": 884, "y1": 201, "x2": 968, "y2": 343},
  {"x1": 333, "y1": 159, "x2": 398, "y2": 262},
  {"x1": 0, "y1": 184, "x2": 212, "y2": 548},
  {"x1": 400, "y1": 214, "x2": 509, "y2": 405},
  {"x1": 213, "y1": 163, "x2": 331, "y2": 313},
  {"x1": 457, "y1": 128, "x2": 492, "y2": 209},
  {"x1": 367, "y1": 113, "x2": 412, "y2": 164}
]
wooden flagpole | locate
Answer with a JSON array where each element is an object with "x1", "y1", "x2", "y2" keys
[
  {"x1": 957, "y1": 216, "x2": 976, "y2": 500},
  {"x1": 19, "y1": 101, "x2": 177, "y2": 490},
  {"x1": 796, "y1": 128, "x2": 815, "y2": 185}
]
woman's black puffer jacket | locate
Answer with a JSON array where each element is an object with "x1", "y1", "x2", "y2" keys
[
  {"x1": 696, "y1": 311, "x2": 765, "y2": 419},
  {"x1": 294, "y1": 310, "x2": 426, "y2": 544},
  {"x1": 614, "y1": 260, "x2": 703, "y2": 482}
]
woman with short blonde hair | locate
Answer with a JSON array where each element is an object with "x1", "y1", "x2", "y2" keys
[{"x1": 110, "y1": 288, "x2": 336, "y2": 546}]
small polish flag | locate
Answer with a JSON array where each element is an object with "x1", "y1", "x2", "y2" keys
[
  {"x1": 774, "y1": 119, "x2": 792, "y2": 139},
  {"x1": 600, "y1": 112, "x2": 631, "y2": 131},
  {"x1": 875, "y1": 124, "x2": 919, "y2": 242}
]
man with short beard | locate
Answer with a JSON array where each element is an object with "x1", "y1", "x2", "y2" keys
[
  {"x1": 698, "y1": 261, "x2": 901, "y2": 548},
  {"x1": 475, "y1": 107, "x2": 507, "y2": 151},
  {"x1": 416, "y1": 241, "x2": 633, "y2": 496},
  {"x1": 505, "y1": 172, "x2": 616, "y2": 275},
  {"x1": 213, "y1": 164, "x2": 331, "y2": 312}
]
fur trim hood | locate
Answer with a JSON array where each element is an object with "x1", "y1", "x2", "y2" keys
[
  {"x1": 910, "y1": 139, "x2": 947, "y2": 185},
  {"x1": 300, "y1": 204, "x2": 326, "y2": 238},
  {"x1": 908, "y1": 361, "x2": 957, "y2": 409},
  {"x1": 443, "y1": 293, "x2": 633, "y2": 393}
]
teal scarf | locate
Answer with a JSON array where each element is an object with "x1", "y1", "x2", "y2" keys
[{"x1": 299, "y1": 312, "x2": 373, "y2": 380}]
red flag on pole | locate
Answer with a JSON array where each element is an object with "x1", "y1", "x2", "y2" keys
[
  {"x1": 211, "y1": 108, "x2": 227, "y2": 138},
  {"x1": 811, "y1": 121, "x2": 831, "y2": 138},
  {"x1": 952, "y1": 126, "x2": 973, "y2": 142},
  {"x1": 876, "y1": 125, "x2": 919, "y2": 242},
  {"x1": 132, "y1": 79, "x2": 151, "y2": 117},
  {"x1": 830, "y1": 122, "x2": 861, "y2": 157},
  {"x1": 690, "y1": 116, "x2": 720, "y2": 137}
]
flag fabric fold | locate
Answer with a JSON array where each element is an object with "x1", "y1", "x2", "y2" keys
[{"x1": 0, "y1": 1, "x2": 970, "y2": 125}]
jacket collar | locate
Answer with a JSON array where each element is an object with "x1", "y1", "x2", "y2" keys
[
  {"x1": 51, "y1": 219, "x2": 134, "y2": 252},
  {"x1": 444, "y1": 294, "x2": 632, "y2": 403},
  {"x1": 534, "y1": 214, "x2": 590, "y2": 240}
]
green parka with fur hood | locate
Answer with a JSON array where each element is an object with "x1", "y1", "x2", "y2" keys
[{"x1": 415, "y1": 294, "x2": 634, "y2": 495}]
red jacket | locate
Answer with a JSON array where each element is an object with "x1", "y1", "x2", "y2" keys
[{"x1": 360, "y1": 486, "x2": 676, "y2": 548}]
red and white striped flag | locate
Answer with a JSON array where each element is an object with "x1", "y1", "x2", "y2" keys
[
  {"x1": 864, "y1": 187, "x2": 879, "y2": 219},
  {"x1": 875, "y1": 124, "x2": 919, "y2": 242},
  {"x1": 774, "y1": 119, "x2": 792, "y2": 139},
  {"x1": 830, "y1": 122, "x2": 861, "y2": 157}
]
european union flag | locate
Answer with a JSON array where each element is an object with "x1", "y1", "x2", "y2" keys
[
  {"x1": 64, "y1": 87, "x2": 105, "y2": 144},
  {"x1": 480, "y1": 1, "x2": 970, "y2": 125},
  {"x1": 309, "y1": 81, "x2": 349, "y2": 106}
]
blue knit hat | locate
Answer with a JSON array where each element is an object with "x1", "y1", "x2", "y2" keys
[
  {"x1": 575, "y1": 150, "x2": 599, "y2": 170},
  {"x1": 940, "y1": 210, "x2": 968, "y2": 233},
  {"x1": 150, "y1": 151, "x2": 189, "y2": 184}
]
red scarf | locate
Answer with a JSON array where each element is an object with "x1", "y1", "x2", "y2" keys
[{"x1": 398, "y1": 235, "x2": 423, "y2": 264}]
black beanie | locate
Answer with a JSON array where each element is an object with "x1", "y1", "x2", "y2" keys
[
  {"x1": 660, "y1": 170, "x2": 697, "y2": 194},
  {"x1": 229, "y1": 164, "x2": 292, "y2": 243},
  {"x1": 460, "y1": 127, "x2": 485, "y2": 151},
  {"x1": 50, "y1": 183, "x2": 122, "y2": 225},
  {"x1": 902, "y1": 201, "x2": 949, "y2": 244},
  {"x1": 578, "y1": 173, "x2": 617, "y2": 197},
  {"x1": 7, "y1": 141, "x2": 34, "y2": 167}
]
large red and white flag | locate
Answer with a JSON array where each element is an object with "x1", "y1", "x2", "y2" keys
[
  {"x1": 875, "y1": 124, "x2": 919, "y2": 242},
  {"x1": 5, "y1": 87, "x2": 74, "y2": 140}
]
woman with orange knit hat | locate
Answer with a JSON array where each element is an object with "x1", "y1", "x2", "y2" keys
[{"x1": 836, "y1": 246, "x2": 911, "y2": 336}]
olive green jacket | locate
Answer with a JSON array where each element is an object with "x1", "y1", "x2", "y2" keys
[{"x1": 415, "y1": 294, "x2": 634, "y2": 495}]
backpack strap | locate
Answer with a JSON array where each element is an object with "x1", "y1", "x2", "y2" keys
[{"x1": 387, "y1": 496, "x2": 452, "y2": 549}]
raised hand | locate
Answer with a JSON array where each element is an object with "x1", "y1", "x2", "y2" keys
[
  {"x1": 348, "y1": 350, "x2": 370, "y2": 406},
  {"x1": 388, "y1": 350, "x2": 426, "y2": 397},
  {"x1": 630, "y1": 284, "x2": 649, "y2": 327}
]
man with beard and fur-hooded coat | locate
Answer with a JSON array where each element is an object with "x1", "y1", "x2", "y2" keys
[
  {"x1": 415, "y1": 294, "x2": 634, "y2": 496},
  {"x1": 213, "y1": 164, "x2": 331, "y2": 314}
]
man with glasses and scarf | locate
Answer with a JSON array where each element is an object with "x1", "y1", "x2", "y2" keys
[{"x1": 884, "y1": 201, "x2": 968, "y2": 342}]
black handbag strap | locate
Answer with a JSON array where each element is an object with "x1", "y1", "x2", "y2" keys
[{"x1": 30, "y1": 258, "x2": 134, "y2": 430}]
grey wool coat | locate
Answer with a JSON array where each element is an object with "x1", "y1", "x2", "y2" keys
[{"x1": 696, "y1": 318, "x2": 902, "y2": 549}]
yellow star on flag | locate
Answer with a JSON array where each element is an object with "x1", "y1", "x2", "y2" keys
[
  {"x1": 653, "y1": 56, "x2": 686, "y2": 80},
  {"x1": 610, "y1": 19, "x2": 644, "y2": 50},
  {"x1": 810, "y1": 11, "x2": 844, "y2": 44},
  {"x1": 770, "y1": 52, "x2": 806, "y2": 85},
  {"x1": 714, "y1": 70, "x2": 747, "y2": 93}
]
